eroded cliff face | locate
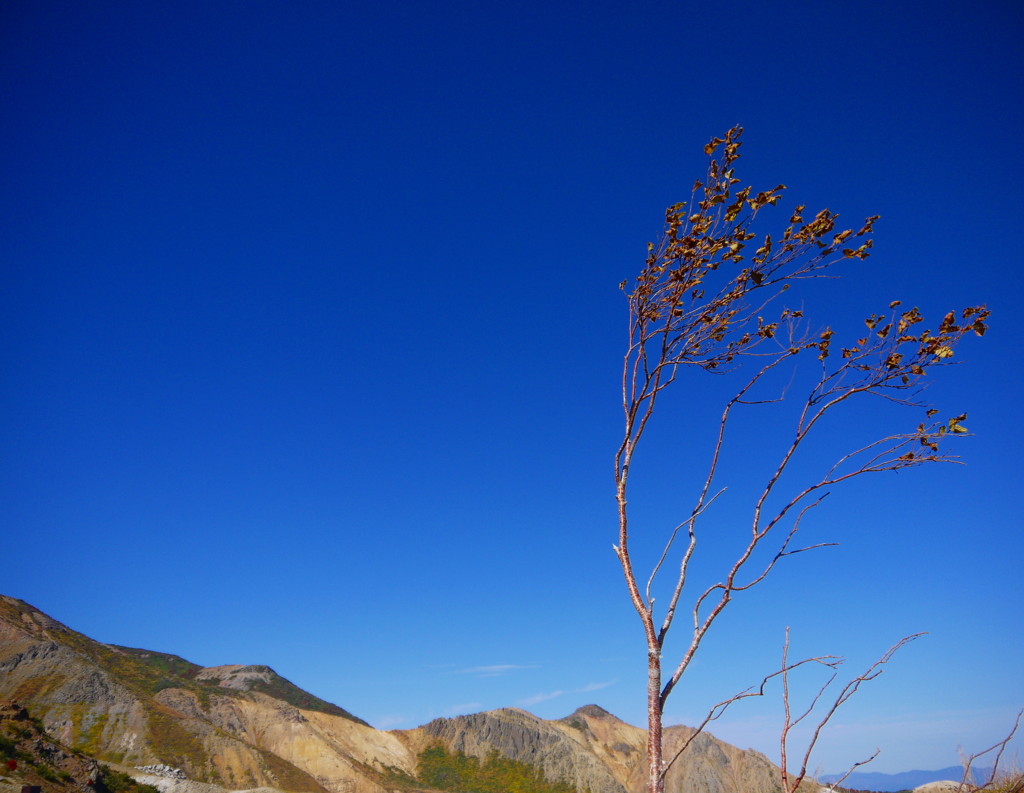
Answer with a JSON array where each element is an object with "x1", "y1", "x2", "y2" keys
[
  {"x1": 0, "y1": 700, "x2": 153, "y2": 793},
  {"x1": 406, "y1": 707, "x2": 627, "y2": 793},
  {"x1": 150, "y1": 687, "x2": 413, "y2": 793},
  {"x1": 0, "y1": 615, "x2": 150, "y2": 766},
  {"x1": 400, "y1": 705, "x2": 784, "y2": 793}
]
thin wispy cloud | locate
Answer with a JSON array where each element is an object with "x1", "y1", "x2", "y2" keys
[
  {"x1": 578, "y1": 680, "x2": 615, "y2": 693},
  {"x1": 519, "y1": 690, "x2": 565, "y2": 707},
  {"x1": 456, "y1": 664, "x2": 540, "y2": 677},
  {"x1": 518, "y1": 680, "x2": 618, "y2": 708}
]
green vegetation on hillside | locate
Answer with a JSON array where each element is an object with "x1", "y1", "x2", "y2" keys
[
  {"x1": 72, "y1": 711, "x2": 109, "y2": 756},
  {"x1": 111, "y1": 647, "x2": 203, "y2": 682},
  {"x1": 246, "y1": 673, "x2": 369, "y2": 726},
  {"x1": 254, "y1": 746, "x2": 330, "y2": 793},
  {"x1": 94, "y1": 766, "x2": 160, "y2": 793},
  {"x1": 0, "y1": 598, "x2": 204, "y2": 702},
  {"x1": 416, "y1": 745, "x2": 578, "y2": 793},
  {"x1": 144, "y1": 704, "x2": 209, "y2": 771},
  {"x1": 0, "y1": 728, "x2": 32, "y2": 763}
]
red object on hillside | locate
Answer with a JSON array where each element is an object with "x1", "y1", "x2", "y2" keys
[{"x1": 5, "y1": 759, "x2": 16, "y2": 770}]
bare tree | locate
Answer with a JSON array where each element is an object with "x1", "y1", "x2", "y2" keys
[
  {"x1": 613, "y1": 126, "x2": 989, "y2": 793},
  {"x1": 957, "y1": 710, "x2": 1023, "y2": 792},
  {"x1": 778, "y1": 629, "x2": 922, "y2": 793}
]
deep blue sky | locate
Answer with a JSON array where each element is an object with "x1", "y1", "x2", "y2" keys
[{"x1": 2, "y1": 0, "x2": 1021, "y2": 776}]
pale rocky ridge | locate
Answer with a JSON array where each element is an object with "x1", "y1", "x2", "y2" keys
[
  {"x1": 394, "y1": 703, "x2": 782, "y2": 793},
  {"x1": 408, "y1": 707, "x2": 627, "y2": 793},
  {"x1": 1, "y1": 596, "x2": 788, "y2": 793}
]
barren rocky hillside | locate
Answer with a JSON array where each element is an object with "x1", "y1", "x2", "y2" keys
[
  {"x1": 0, "y1": 596, "x2": 403, "y2": 793},
  {"x1": 0, "y1": 595, "x2": 788, "y2": 793},
  {"x1": 397, "y1": 704, "x2": 780, "y2": 793}
]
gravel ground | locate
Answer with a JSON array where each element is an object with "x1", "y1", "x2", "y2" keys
[{"x1": 132, "y1": 773, "x2": 284, "y2": 793}]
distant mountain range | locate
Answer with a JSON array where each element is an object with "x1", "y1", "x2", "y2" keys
[
  {"x1": 0, "y1": 595, "x2": 783, "y2": 793},
  {"x1": 818, "y1": 766, "x2": 991, "y2": 792}
]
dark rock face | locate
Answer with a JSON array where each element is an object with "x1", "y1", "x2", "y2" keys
[
  {"x1": 0, "y1": 698, "x2": 105, "y2": 793},
  {"x1": 49, "y1": 668, "x2": 125, "y2": 708},
  {"x1": 3, "y1": 649, "x2": 135, "y2": 736}
]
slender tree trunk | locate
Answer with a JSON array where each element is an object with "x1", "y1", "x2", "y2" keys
[
  {"x1": 615, "y1": 127, "x2": 987, "y2": 793},
  {"x1": 647, "y1": 647, "x2": 663, "y2": 793}
]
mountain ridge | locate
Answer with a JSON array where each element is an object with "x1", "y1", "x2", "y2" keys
[
  {"x1": 818, "y1": 765, "x2": 993, "y2": 792},
  {"x1": 0, "y1": 595, "x2": 792, "y2": 793}
]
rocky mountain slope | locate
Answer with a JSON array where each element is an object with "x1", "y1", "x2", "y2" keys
[
  {"x1": 0, "y1": 596, "x2": 408, "y2": 793},
  {"x1": 0, "y1": 596, "x2": 787, "y2": 793},
  {"x1": 398, "y1": 704, "x2": 780, "y2": 793},
  {"x1": 0, "y1": 699, "x2": 158, "y2": 793}
]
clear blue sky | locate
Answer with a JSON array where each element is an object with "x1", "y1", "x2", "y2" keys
[{"x1": 2, "y1": 0, "x2": 1021, "y2": 776}]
